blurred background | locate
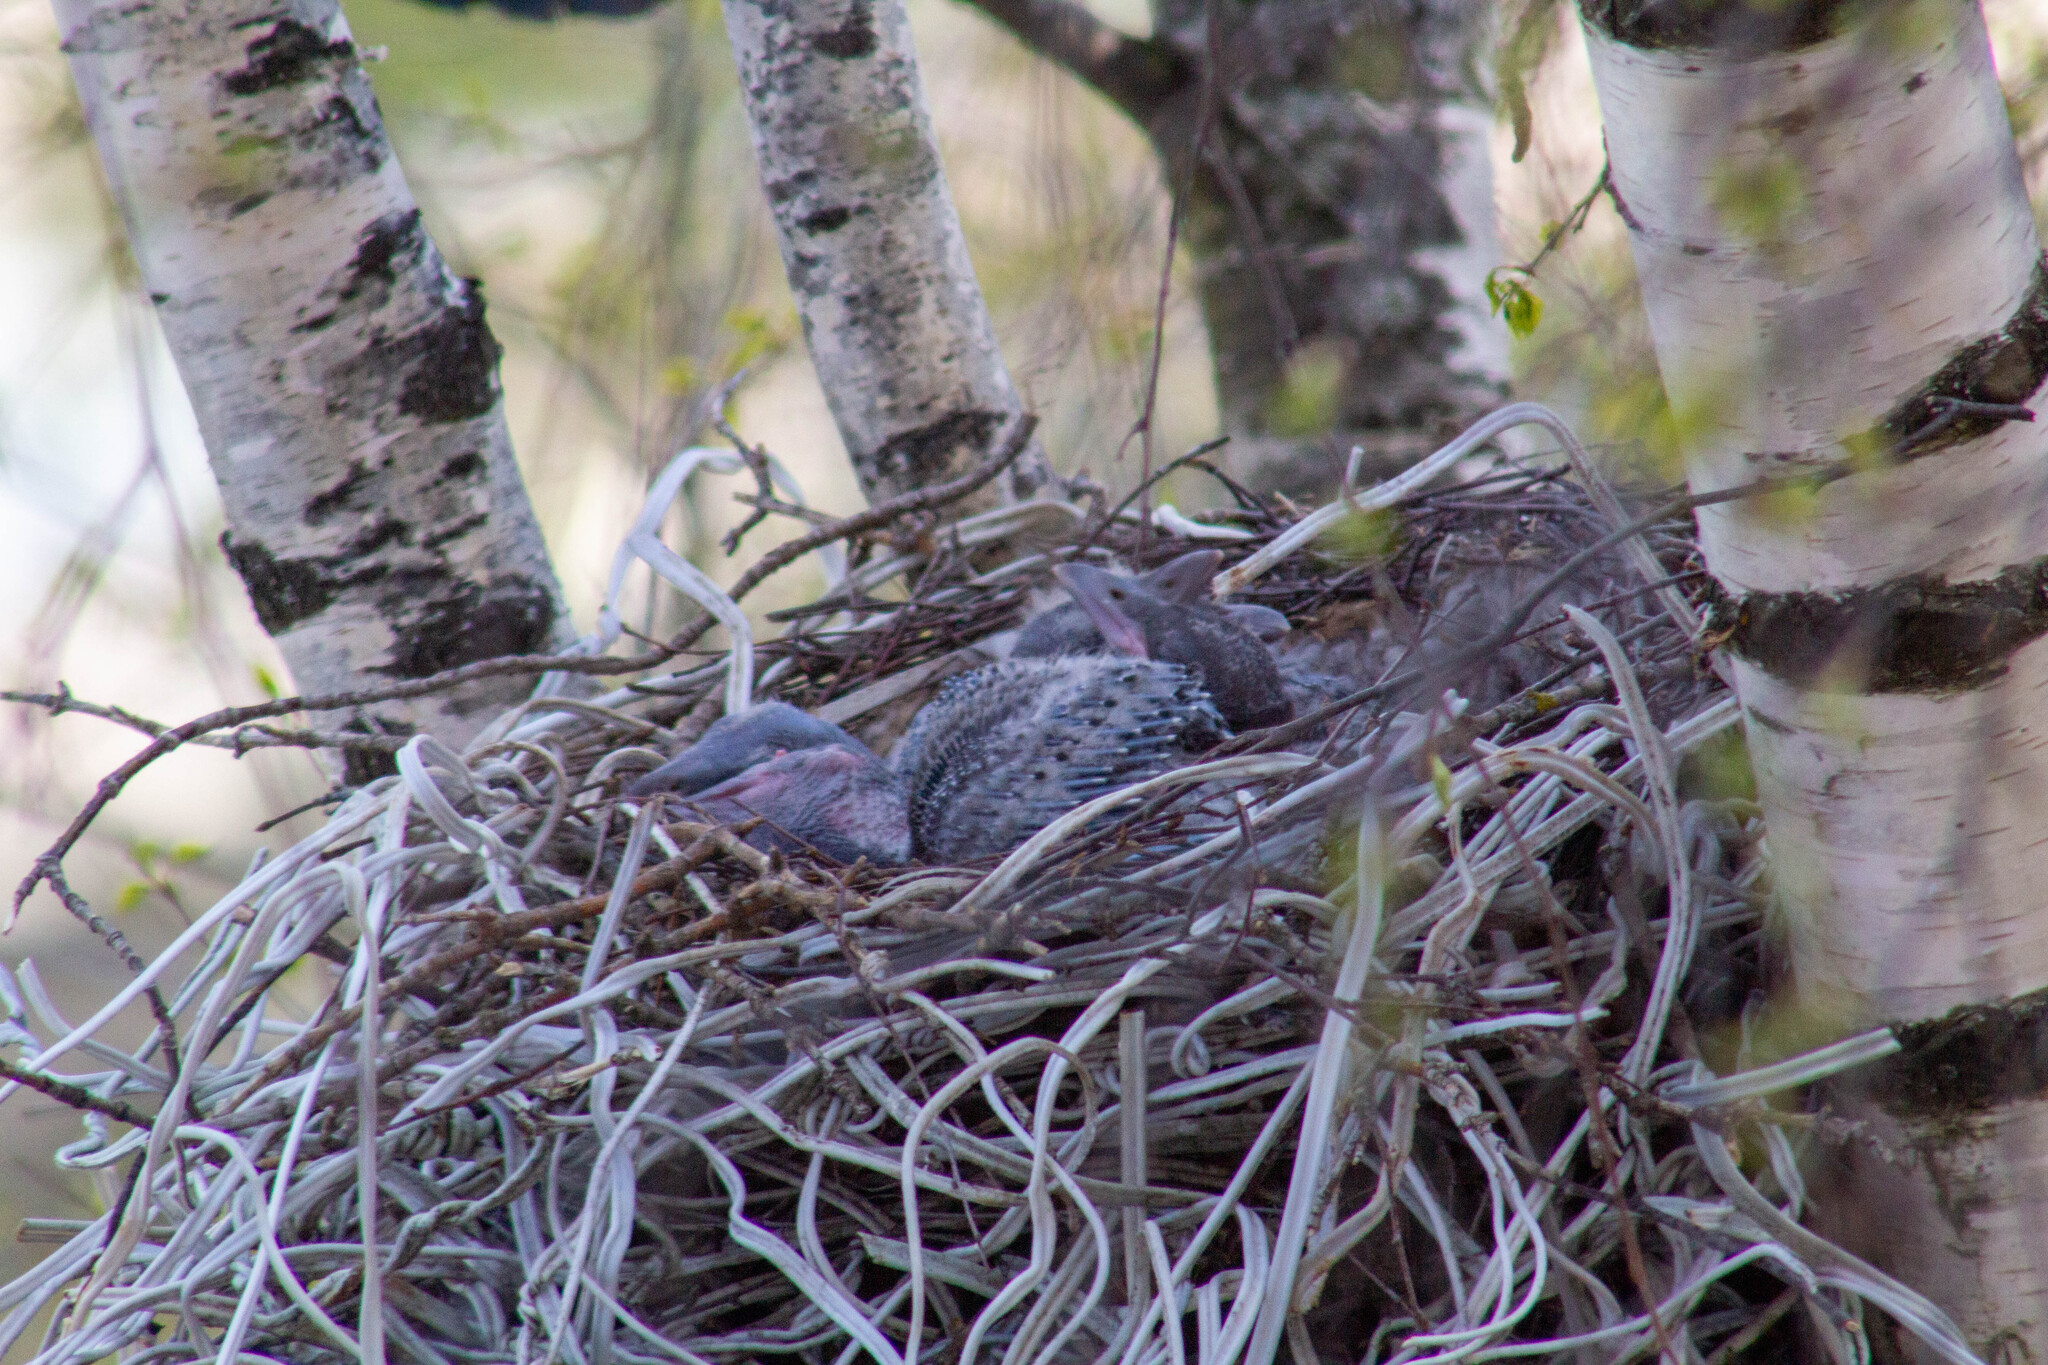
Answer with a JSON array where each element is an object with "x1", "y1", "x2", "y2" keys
[{"x1": 1, "y1": 0, "x2": 2047, "y2": 1301}]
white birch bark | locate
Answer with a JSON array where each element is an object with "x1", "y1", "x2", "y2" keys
[
  {"x1": 57, "y1": 0, "x2": 575, "y2": 770},
  {"x1": 1586, "y1": 0, "x2": 2048, "y2": 1350},
  {"x1": 721, "y1": 0, "x2": 1052, "y2": 508}
]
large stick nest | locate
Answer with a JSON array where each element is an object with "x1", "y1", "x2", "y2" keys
[{"x1": 0, "y1": 419, "x2": 1938, "y2": 1365}]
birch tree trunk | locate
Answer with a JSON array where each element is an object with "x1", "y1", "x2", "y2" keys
[
  {"x1": 1584, "y1": 0, "x2": 2048, "y2": 1351},
  {"x1": 963, "y1": 0, "x2": 1511, "y2": 497},
  {"x1": 721, "y1": 0, "x2": 1053, "y2": 509},
  {"x1": 58, "y1": 0, "x2": 575, "y2": 772}
]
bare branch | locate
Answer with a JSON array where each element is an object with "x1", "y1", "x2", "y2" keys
[
  {"x1": 0, "y1": 1057, "x2": 149, "y2": 1129},
  {"x1": 5, "y1": 416, "x2": 1038, "y2": 919},
  {"x1": 956, "y1": 0, "x2": 1190, "y2": 127}
]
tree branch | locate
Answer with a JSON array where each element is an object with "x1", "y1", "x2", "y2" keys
[
  {"x1": 955, "y1": 0, "x2": 1190, "y2": 127},
  {"x1": 6, "y1": 416, "x2": 1039, "y2": 920}
]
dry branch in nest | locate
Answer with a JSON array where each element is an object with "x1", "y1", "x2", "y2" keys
[{"x1": 0, "y1": 408, "x2": 1967, "y2": 1365}]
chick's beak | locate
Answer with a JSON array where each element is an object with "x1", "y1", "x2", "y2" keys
[{"x1": 1054, "y1": 563, "x2": 1149, "y2": 658}]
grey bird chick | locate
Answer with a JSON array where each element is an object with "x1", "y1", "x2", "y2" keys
[
  {"x1": 1015, "y1": 550, "x2": 1293, "y2": 730},
  {"x1": 673, "y1": 745, "x2": 910, "y2": 867},
  {"x1": 628, "y1": 703, "x2": 911, "y2": 866},
  {"x1": 889, "y1": 654, "x2": 1229, "y2": 863},
  {"x1": 628, "y1": 702, "x2": 873, "y2": 798}
]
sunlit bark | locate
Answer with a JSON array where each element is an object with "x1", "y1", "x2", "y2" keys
[
  {"x1": 722, "y1": 0, "x2": 1053, "y2": 508},
  {"x1": 57, "y1": 0, "x2": 575, "y2": 770},
  {"x1": 1585, "y1": 0, "x2": 2048, "y2": 1350}
]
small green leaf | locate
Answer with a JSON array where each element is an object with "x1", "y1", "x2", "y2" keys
[
  {"x1": 1501, "y1": 281, "x2": 1544, "y2": 338},
  {"x1": 1429, "y1": 754, "x2": 1455, "y2": 808},
  {"x1": 252, "y1": 665, "x2": 282, "y2": 700},
  {"x1": 130, "y1": 840, "x2": 161, "y2": 866},
  {"x1": 115, "y1": 882, "x2": 149, "y2": 913},
  {"x1": 169, "y1": 843, "x2": 209, "y2": 865}
]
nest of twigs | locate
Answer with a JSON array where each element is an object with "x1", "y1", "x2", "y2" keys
[{"x1": 0, "y1": 409, "x2": 1960, "y2": 1365}]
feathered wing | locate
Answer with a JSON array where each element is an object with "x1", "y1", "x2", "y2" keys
[{"x1": 890, "y1": 658, "x2": 1228, "y2": 862}]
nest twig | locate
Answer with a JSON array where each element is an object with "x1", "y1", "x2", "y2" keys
[{"x1": 0, "y1": 412, "x2": 1949, "y2": 1365}]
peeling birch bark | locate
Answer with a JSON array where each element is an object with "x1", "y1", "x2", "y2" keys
[
  {"x1": 964, "y1": 0, "x2": 1511, "y2": 496},
  {"x1": 1586, "y1": 0, "x2": 2048, "y2": 1350},
  {"x1": 721, "y1": 0, "x2": 1051, "y2": 509},
  {"x1": 57, "y1": 0, "x2": 575, "y2": 770}
]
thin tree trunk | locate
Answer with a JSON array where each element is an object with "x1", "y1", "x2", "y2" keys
[
  {"x1": 1584, "y1": 0, "x2": 2048, "y2": 1351},
  {"x1": 57, "y1": 0, "x2": 575, "y2": 773},
  {"x1": 721, "y1": 0, "x2": 1053, "y2": 509},
  {"x1": 963, "y1": 0, "x2": 1511, "y2": 497}
]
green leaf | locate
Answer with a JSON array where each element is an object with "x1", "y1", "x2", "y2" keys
[
  {"x1": 169, "y1": 843, "x2": 209, "y2": 865},
  {"x1": 1429, "y1": 754, "x2": 1455, "y2": 809},
  {"x1": 252, "y1": 665, "x2": 282, "y2": 701},
  {"x1": 1496, "y1": 279, "x2": 1544, "y2": 339},
  {"x1": 115, "y1": 882, "x2": 150, "y2": 913}
]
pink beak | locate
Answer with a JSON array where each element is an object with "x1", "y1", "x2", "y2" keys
[{"x1": 1054, "y1": 563, "x2": 1150, "y2": 658}]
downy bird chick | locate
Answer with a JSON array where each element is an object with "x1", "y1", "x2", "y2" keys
[
  {"x1": 888, "y1": 654, "x2": 1228, "y2": 863},
  {"x1": 620, "y1": 556, "x2": 1302, "y2": 867},
  {"x1": 1014, "y1": 550, "x2": 1293, "y2": 730},
  {"x1": 627, "y1": 703, "x2": 911, "y2": 866}
]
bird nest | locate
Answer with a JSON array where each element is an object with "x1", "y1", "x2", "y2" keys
[{"x1": 0, "y1": 407, "x2": 1966, "y2": 1365}]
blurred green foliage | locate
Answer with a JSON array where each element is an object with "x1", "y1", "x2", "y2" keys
[
  {"x1": 1708, "y1": 154, "x2": 1805, "y2": 246},
  {"x1": 1265, "y1": 341, "x2": 1346, "y2": 439},
  {"x1": 1316, "y1": 505, "x2": 1403, "y2": 564}
]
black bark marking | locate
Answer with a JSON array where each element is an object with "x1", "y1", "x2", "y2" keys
[
  {"x1": 1834, "y1": 989, "x2": 2048, "y2": 1118},
  {"x1": 440, "y1": 451, "x2": 485, "y2": 480},
  {"x1": 1701, "y1": 263, "x2": 2048, "y2": 692},
  {"x1": 798, "y1": 205, "x2": 857, "y2": 234},
  {"x1": 1706, "y1": 559, "x2": 2048, "y2": 692},
  {"x1": 223, "y1": 20, "x2": 353, "y2": 97},
  {"x1": 293, "y1": 211, "x2": 424, "y2": 334},
  {"x1": 867, "y1": 410, "x2": 1005, "y2": 489},
  {"x1": 1578, "y1": 0, "x2": 1856, "y2": 52},
  {"x1": 377, "y1": 577, "x2": 557, "y2": 683},
  {"x1": 345, "y1": 211, "x2": 420, "y2": 294},
  {"x1": 297, "y1": 94, "x2": 382, "y2": 178},
  {"x1": 422, "y1": 512, "x2": 489, "y2": 550},
  {"x1": 341, "y1": 512, "x2": 410, "y2": 557},
  {"x1": 396, "y1": 278, "x2": 503, "y2": 423},
  {"x1": 303, "y1": 459, "x2": 372, "y2": 525},
  {"x1": 220, "y1": 533, "x2": 348, "y2": 634},
  {"x1": 763, "y1": 169, "x2": 820, "y2": 206},
  {"x1": 1875, "y1": 258, "x2": 2048, "y2": 459},
  {"x1": 813, "y1": 4, "x2": 877, "y2": 59}
]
